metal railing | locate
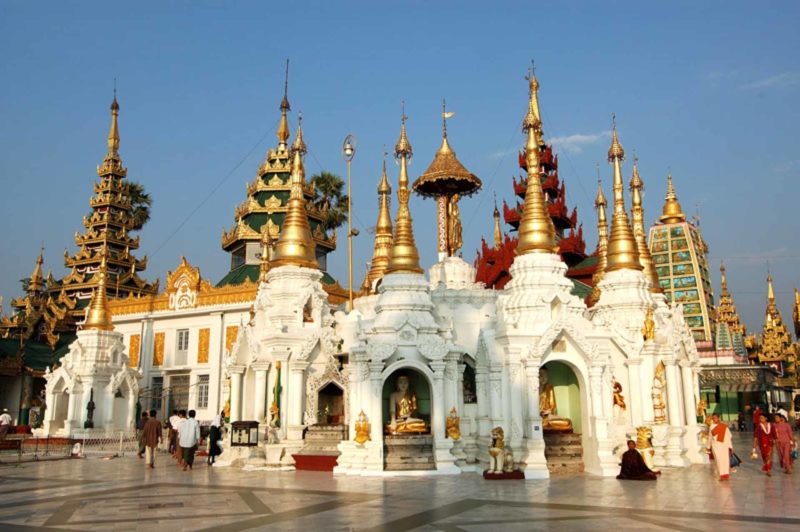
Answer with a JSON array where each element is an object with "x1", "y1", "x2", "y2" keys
[
  {"x1": 70, "y1": 429, "x2": 140, "y2": 457},
  {"x1": 0, "y1": 435, "x2": 73, "y2": 464}
]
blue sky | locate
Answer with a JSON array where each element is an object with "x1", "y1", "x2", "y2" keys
[{"x1": 1, "y1": 1, "x2": 798, "y2": 332}]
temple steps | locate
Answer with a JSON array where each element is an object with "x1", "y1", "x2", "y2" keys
[
  {"x1": 544, "y1": 432, "x2": 584, "y2": 475},
  {"x1": 384, "y1": 434, "x2": 436, "y2": 471}
]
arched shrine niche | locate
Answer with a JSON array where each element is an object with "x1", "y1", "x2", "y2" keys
[
  {"x1": 382, "y1": 369, "x2": 431, "y2": 435},
  {"x1": 541, "y1": 361, "x2": 582, "y2": 434},
  {"x1": 316, "y1": 382, "x2": 344, "y2": 425}
]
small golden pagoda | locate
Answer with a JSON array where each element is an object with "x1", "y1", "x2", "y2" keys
[
  {"x1": 749, "y1": 274, "x2": 798, "y2": 387},
  {"x1": 604, "y1": 119, "x2": 641, "y2": 272},
  {"x1": 361, "y1": 155, "x2": 394, "y2": 293},
  {"x1": 588, "y1": 180, "x2": 608, "y2": 305},
  {"x1": 629, "y1": 157, "x2": 661, "y2": 293},
  {"x1": 714, "y1": 262, "x2": 747, "y2": 360}
]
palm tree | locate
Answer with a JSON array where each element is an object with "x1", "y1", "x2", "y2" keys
[
  {"x1": 124, "y1": 181, "x2": 152, "y2": 231},
  {"x1": 309, "y1": 171, "x2": 348, "y2": 231}
]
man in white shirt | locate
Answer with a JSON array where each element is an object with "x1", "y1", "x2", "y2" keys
[
  {"x1": 179, "y1": 409, "x2": 201, "y2": 471},
  {"x1": 168, "y1": 409, "x2": 180, "y2": 455},
  {"x1": 0, "y1": 408, "x2": 13, "y2": 439}
]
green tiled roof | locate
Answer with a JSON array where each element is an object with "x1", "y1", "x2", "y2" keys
[
  {"x1": 216, "y1": 264, "x2": 339, "y2": 288},
  {"x1": 0, "y1": 334, "x2": 76, "y2": 372},
  {"x1": 570, "y1": 279, "x2": 593, "y2": 299}
]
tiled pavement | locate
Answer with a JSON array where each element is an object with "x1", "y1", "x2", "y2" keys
[{"x1": 1, "y1": 434, "x2": 798, "y2": 531}]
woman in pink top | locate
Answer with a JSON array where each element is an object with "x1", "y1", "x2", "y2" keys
[{"x1": 773, "y1": 413, "x2": 796, "y2": 474}]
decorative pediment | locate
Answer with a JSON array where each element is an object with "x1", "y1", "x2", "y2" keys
[
  {"x1": 418, "y1": 334, "x2": 449, "y2": 361},
  {"x1": 532, "y1": 318, "x2": 600, "y2": 363},
  {"x1": 165, "y1": 257, "x2": 213, "y2": 311},
  {"x1": 365, "y1": 339, "x2": 397, "y2": 362},
  {"x1": 263, "y1": 195, "x2": 282, "y2": 212}
]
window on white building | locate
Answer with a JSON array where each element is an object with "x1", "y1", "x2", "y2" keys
[
  {"x1": 150, "y1": 377, "x2": 163, "y2": 411},
  {"x1": 175, "y1": 329, "x2": 190, "y2": 366},
  {"x1": 197, "y1": 375, "x2": 209, "y2": 409}
]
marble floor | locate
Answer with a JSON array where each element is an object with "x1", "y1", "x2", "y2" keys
[{"x1": 1, "y1": 434, "x2": 799, "y2": 531}]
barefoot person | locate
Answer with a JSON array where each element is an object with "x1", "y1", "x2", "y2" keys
[
  {"x1": 753, "y1": 413, "x2": 774, "y2": 476},
  {"x1": 774, "y1": 413, "x2": 796, "y2": 474},
  {"x1": 179, "y1": 410, "x2": 201, "y2": 471},
  {"x1": 142, "y1": 409, "x2": 162, "y2": 469},
  {"x1": 617, "y1": 440, "x2": 658, "y2": 481},
  {"x1": 707, "y1": 413, "x2": 733, "y2": 480}
]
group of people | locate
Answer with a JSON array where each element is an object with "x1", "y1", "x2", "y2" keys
[
  {"x1": 135, "y1": 408, "x2": 225, "y2": 470},
  {"x1": 708, "y1": 411, "x2": 797, "y2": 480},
  {"x1": 618, "y1": 410, "x2": 798, "y2": 482},
  {"x1": 0, "y1": 408, "x2": 12, "y2": 438}
]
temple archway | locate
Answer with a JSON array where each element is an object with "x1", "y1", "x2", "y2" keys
[
  {"x1": 381, "y1": 367, "x2": 435, "y2": 471},
  {"x1": 540, "y1": 360, "x2": 586, "y2": 475},
  {"x1": 316, "y1": 382, "x2": 344, "y2": 425}
]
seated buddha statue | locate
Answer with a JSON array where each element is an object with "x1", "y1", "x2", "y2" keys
[
  {"x1": 539, "y1": 368, "x2": 573, "y2": 433},
  {"x1": 387, "y1": 375, "x2": 427, "y2": 434}
]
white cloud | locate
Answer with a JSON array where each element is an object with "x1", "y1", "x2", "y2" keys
[
  {"x1": 772, "y1": 159, "x2": 800, "y2": 173},
  {"x1": 739, "y1": 71, "x2": 800, "y2": 90},
  {"x1": 547, "y1": 130, "x2": 611, "y2": 154},
  {"x1": 489, "y1": 147, "x2": 519, "y2": 159}
]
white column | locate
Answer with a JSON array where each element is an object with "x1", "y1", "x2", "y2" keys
[
  {"x1": 288, "y1": 362, "x2": 308, "y2": 439},
  {"x1": 509, "y1": 361, "x2": 524, "y2": 444},
  {"x1": 625, "y1": 359, "x2": 643, "y2": 427},
  {"x1": 664, "y1": 361, "x2": 682, "y2": 426},
  {"x1": 681, "y1": 365, "x2": 697, "y2": 425},
  {"x1": 475, "y1": 366, "x2": 490, "y2": 436},
  {"x1": 127, "y1": 390, "x2": 137, "y2": 430},
  {"x1": 488, "y1": 367, "x2": 503, "y2": 427},
  {"x1": 66, "y1": 389, "x2": 80, "y2": 431},
  {"x1": 524, "y1": 362, "x2": 542, "y2": 440},
  {"x1": 254, "y1": 368, "x2": 268, "y2": 423},
  {"x1": 430, "y1": 361, "x2": 447, "y2": 438},
  {"x1": 368, "y1": 362, "x2": 384, "y2": 442},
  {"x1": 230, "y1": 370, "x2": 243, "y2": 422},
  {"x1": 456, "y1": 362, "x2": 465, "y2": 419},
  {"x1": 640, "y1": 358, "x2": 655, "y2": 423}
]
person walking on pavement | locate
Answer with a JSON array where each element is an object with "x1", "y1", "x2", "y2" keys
[
  {"x1": 179, "y1": 409, "x2": 201, "y2": 471},
  {"x1": 142, "y1": 409, "x2": 162, "y2": 469},
  {"x1": 136, "y1": 411, "x2": 149, "y2": 458}
]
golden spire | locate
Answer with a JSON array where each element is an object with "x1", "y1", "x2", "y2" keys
[
  {"x1": 493, "y1": 196, "x2": 503, "y2": 247},
  {"x1": 523, "y1": 62, "x2": 544, "y2": 146},
  {"x1": 98, "y1": 90, "x2": 126, "y2": 176},
  {"x1": 629, "y1": 156, "x2": 662, "y2": 292},
  {"x1": 660, "y1": 173, "x2": 686, "y2": 223},
  {"x1": 793, "y1": 287, "x2": 800, "y2": 337},
  {"x1": 386, "y1": 108, "x2": 423, "y2": 274},
  {"x1": 276, "y1": 59, "x2": 291, "y2": 151},
  {"x1": 84, "y1": 249, "x2": 114, "y2": 331},
  {"x1": 767, "y1": 273, "x2": 775, "y2": 303},
  {"x1": 271, "y1": 113, "x2": 317, "y2": 269},
  {"x1": 364, "y1": 153, "x2": 394, "y2": 289},
  {"x1": 516, "y1": 68, "x2": 558, "y2": 255},
  {"x1": 28, "y1": 253, "x2": 45, "y2": 294},
  {"x1": 604, "y1": 116, "x2": 642, "y2": 271},
  {"x1": 589, "y1": 176, "x2": 608, "y2": 305},
  {"x1": 720, "y1": 261, "x2": 729, "y2": 295}
]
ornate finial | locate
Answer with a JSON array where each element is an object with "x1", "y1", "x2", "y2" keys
[
  {"x1": 493, "y1": 192, "x2": 503, "y2": 248},
  {"x1": 628, "y1": 156, "x2": 661, "y2": 292},
  {"x1": 276, "y1": 59, "x2": 291, "y2": 149},
  {"x1": 522, "y1": 61, "x2": 542, "y2": 141},
  {"x1": 364, "y1": 151, "x2": 395, "y2": 290},
  {"x1": 98, "y1": 91, "x2": 126, "y2": 177},
  {"x1": 27, "y1": 252, "x2": 45, "y2": 294},
  {"x1": 291, "y1": 111, "x2": 307, "y2": 154},
  {"x1": 84, "y1": 249, "x2": 114, "y2": 331},
  {"x1": 767, "y1": 273, "x2": 775, "y2": 303},
  {"x1": 660, "y1": 173, "x2": 686, "y2": 223},
  {"x1": 394, "y1": 101, "x2": 412, "y2": 158},
  {"x1": 271, "y1": 119, "x2": 317, "y2": 269},
  {"x1": 720, "y1": 261, "x2": 729, "y2": 293},
  {"x1": 589, "y1": 176, "x2": 609, "y2": 305},
  {"x1": 386, "y1": 110, "x2": 423, "y2": 274},
  {"x1": 604, "y1": 117, "x2": 641, "y2": 272},
  {"x1": 517, "y1": 69, "x2": 557, "y2": 255}
]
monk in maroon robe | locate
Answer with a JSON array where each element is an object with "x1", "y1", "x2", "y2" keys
[{"x1": 617, "y1": 440, "x2": 658, "y2": 481}]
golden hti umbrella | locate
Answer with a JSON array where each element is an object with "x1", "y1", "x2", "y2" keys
[{"x1": 412, "y1": 100, "x2": 482, "y2": 259}]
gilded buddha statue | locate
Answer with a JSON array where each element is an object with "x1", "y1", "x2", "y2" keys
[
  {"x1": 539, "y1": 368, "x2": 573, "y2": 432},
  {"x1": 387, "y1": 375, "x2": 427, "y2": 434}
]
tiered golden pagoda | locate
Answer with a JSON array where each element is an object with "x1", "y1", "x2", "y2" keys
[
  {"x1": 83, "y1": 250, "x2": 114, "y2": 331},
  {"x1": 386, "y1": 111, "x2": 423, "y2": 274},
  {"x1": 54, "y1": 95, "x2": 158, "y2": 319},
  {"x1": 750, "y1": 274, "x2": 798, "y2": 387},
  {"x1": 604, "y1": 119, "x2": 641, "y2": 271},
  {"x1": 629, "y1": 156, "x2": 661, "y2": 293},
  {"x1": 516, "y1": 69, "x2": 558, "y2": 255},
  {"x1": 361, "y1": 155, "x2": 394, "y2": 293},
  {"x1": 0, "y1": 253, "x2": 72, "y2": 348},
  {"x1": 589, "y1": 179, "x2": 608, "y2": 305},
  {"x1": 271, "y1": 115, "x2": 318, "y2": 269},
  {"x1": 793, "y1": 287, "x2": 800, "y2": 338},
  {"x1": 218, "y1": 64, "x2": 338, "y2": 286},
  {"x1": 714, "y1": 262, "x2": 747, "y2": 359}
]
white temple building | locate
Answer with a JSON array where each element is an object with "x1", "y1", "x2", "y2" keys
[{"x1": 45, "y1": 67, "x2": 705, "y2": 479}]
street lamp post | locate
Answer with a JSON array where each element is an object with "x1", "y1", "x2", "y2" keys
[{"x1": 342, "y1": 134, "x2": 356, "y2": 311}]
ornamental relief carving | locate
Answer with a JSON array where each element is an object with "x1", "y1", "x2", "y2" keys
[
  {"x1": 304, "y1": 356, "x2": 349, "y2": 426},
  {"x1": 366, "y1": 339, "x2": 397, "y2": 362},
  {"x1": 418, "y1": 335, "x2": 448, "y2": 361}
]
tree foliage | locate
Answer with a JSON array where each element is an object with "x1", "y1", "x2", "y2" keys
[{"x1": 309, "y1": 171, "x2": 348, "y2": 231}]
